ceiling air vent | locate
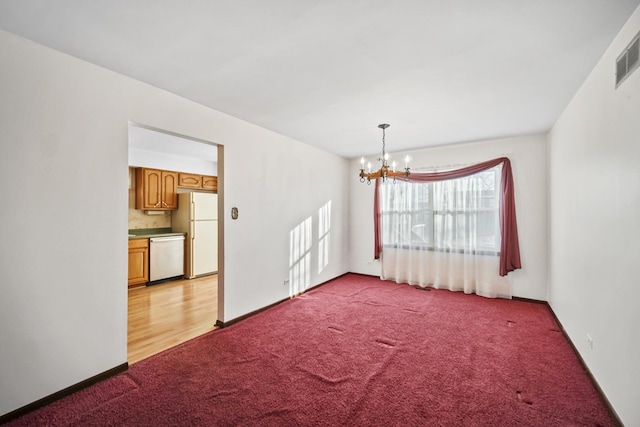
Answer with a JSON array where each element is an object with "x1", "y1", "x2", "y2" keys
[{"x1": 616, "y1": 31, "x2": 640, "y2": 88}]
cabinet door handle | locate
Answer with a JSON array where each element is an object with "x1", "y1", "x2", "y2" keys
[
  {"x1": 154, "y1": 201, "x2": 162, "y2": 207},
  {"x1": 161, "y1": 201, "x2": 168, "y2": 207}
]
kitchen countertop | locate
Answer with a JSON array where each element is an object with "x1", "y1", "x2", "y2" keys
[{"x1": 128, "y1": 228, "x2": 186, "y2": 239}]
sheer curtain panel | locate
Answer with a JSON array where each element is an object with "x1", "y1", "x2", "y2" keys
[{"x1": 375, "y1": 157, "x2": 520, "y2": 298}]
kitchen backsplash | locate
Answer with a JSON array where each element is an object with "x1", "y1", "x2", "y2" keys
[{"x1": 128, "y1": 168, "x2": 172, "y2": 229}]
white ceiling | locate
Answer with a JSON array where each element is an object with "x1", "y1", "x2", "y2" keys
[{"x1": 1, "y1": 0, "x2": 638, "y2": 158}]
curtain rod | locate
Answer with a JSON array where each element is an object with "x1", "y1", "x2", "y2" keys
[
  {"x1": 412, "y1": 162, "x2": 472, "y2": 172},
  {"x1": 412, "y1": 155, "x2": 512, "y2": 172}
]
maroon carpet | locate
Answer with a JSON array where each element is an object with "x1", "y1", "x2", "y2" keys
[{"x1": 8, "y1": 274, "x2": 616, "y2": 426}]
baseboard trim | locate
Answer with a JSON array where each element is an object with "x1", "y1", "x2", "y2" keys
[
  {"x1": 217, "y1": 272, "x2": 352, "y2": 328},
  {"x1": 217, "y1": 296, "x2": 289, "y2": 328},
  {"x1": 510, "y1": 296, "x2": 621, "y2": 425},
  {"x1": 512, "y1": 295, "x2": 547, "y2": 304},
  {"x1": 544, "y1": 304, "x2": 623, "y2": 426},
  {"x1": 0, "y1": 362, "x2": 128, "y2": 425}
]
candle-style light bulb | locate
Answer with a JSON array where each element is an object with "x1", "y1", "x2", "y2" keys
[
  {"x1": 404, "y1": 155, "x2": 410, "y2": 168},
  {"x1": 360, "y1": 157, "x2": 365, "y2": 167},
  {"x1": 392, "y1": 160, "x2": 397, "y2": 172},
  {"x1": 367, "y1": 162, "x2": 372, "y2": 173}
]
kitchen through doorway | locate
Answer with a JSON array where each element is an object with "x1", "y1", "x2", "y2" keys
[{"x1": 127, "y1": 123, "x2": 223, "y2": 363}]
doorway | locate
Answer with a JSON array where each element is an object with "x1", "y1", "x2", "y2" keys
[{"x1": 127, "y1": 123, "x2": 224, "y2": 363}]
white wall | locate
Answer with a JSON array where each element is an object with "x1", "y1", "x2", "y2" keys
[
  {"x1": 547, "y1": 6, "x2": 640, "y2": 426},
  {"x1": 350, "y1": 134, "x2": 548, "y2": 301},
  {"x1": 0, "y1": 29, "x2": 349, "y2": 417},
  {"x1": 128, "y1": 147, "x2": 218, "y2": 176},
  {"x1": 221, "y1": 117, "x2": 350, "y2": 320},
  {"x1": 128, "y1": 124, "x2": 219, "y2": 176}
]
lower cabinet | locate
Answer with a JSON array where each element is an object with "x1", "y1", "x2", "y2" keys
[{"x1": 128, "y1": 238, "x2": 149, "y2": 287}]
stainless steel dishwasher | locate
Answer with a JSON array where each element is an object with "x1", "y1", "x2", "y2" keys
[{"x1": 149, "y1": 235, "x2": 185, "y2": 283}]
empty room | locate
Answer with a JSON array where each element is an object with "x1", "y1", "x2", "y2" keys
[{"x1": 1, "y1": 1, "x2": 639, "y2": 425}]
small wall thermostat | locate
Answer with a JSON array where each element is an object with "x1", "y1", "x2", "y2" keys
[{"x1": 231, "y1": 207, "x2": 239, "y2": 220}]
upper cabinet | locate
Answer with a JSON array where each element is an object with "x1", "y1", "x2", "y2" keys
[
  {"x1": 135, "y1": 168, "x2": 178, "y2": 210},
  {"x1": 179, "y1": 172, "x2": 217, "y2": 192},
  {"x1": 178, "y1": 173, "x2": 202, "y2": 189},
  {"x1": 202, "y1": 175, "x2": 218, "y2": 191},
  {"x1": 135, "y1": 168, "x2": 218, "y2": 210}
]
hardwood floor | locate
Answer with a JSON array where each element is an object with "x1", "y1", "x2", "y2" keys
[{"x1": 128, "y1": 274, "x2": 218, "y2": 364}]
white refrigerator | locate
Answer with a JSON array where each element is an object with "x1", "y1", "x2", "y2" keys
[{"x1": 173, "y1": 192, "x2": 218, "y2": 278}]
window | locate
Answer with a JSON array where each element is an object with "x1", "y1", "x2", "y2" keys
[{"x1": 380, "y1": 167, "x2": 500, "y2": 256}]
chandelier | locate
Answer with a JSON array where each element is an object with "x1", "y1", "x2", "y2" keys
[{"x1": 359, "y1": 124, "x2": 410, "y2": 184}]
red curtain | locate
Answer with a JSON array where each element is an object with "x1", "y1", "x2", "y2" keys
[{"x1": 373, "y1": 157, "x2": 521, "y2": 276}]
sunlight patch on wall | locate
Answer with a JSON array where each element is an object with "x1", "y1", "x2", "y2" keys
[
  {"x1": 289, "y1": 216, "x2": 312, "y2": 295},
  {"x1": 318, "y1": 200, "x2": 332, "y2": 273}
]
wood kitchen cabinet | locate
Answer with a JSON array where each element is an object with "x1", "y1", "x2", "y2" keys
[
  {"x1": 178, "y1": 173, "x2": 202, "y2": 189},
  {"x1": 128, "y1": 238, "x2": 149, "y2": 287},
  {"x1": 135, "y1": 168, "x2": 178, "y2": 210},
  {"x1": 178, "y1": 172, "x2": 217, "y2": 192},
  {"x1": 202, "y1": 175, "x2": 217, "y2": 191}
]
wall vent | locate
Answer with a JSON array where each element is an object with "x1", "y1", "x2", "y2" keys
[{"x1": 616, "y1": 30, "x2": 640, "y2": 88}]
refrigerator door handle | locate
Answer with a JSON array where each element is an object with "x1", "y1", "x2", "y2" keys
[{"x1": 189, "y1": 221, "x2": 196, "y2": 279}]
